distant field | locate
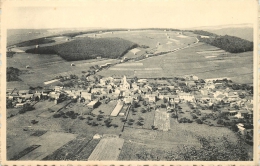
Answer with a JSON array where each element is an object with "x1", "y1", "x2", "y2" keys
[{"x1": 100, "y1": 42, "x2": 253, "y2": 84}]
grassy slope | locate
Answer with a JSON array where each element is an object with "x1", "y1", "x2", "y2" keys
[{"x1": 25, "y1": 37, "x2": 138, "y2": 61}]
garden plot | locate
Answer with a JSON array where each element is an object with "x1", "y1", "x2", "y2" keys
[
  {"x1": 88, "y1": 136, "x2": 124, "y2": 160},
  {"x1": 154, "y1": 110, "x2": 170, "y2": 131}
]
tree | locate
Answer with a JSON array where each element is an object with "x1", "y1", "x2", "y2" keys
[
  {"x1": 217, "y1": 119, "x2": 224, "y2": 125},
  {"x1": 6, "y1": 99, "x2": 13, "y2": 108},
  {"x1": 196, "y1": 119, "x2": 203, "y2": 124}
]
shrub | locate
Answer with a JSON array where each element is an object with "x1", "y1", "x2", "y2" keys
[{"x1": 196, "y1": 119, "x2": 203, "y2": 124}]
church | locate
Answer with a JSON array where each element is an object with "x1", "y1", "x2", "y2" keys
[{"x1": 120, "y1": 75, "x2": 130, "y2": 90}]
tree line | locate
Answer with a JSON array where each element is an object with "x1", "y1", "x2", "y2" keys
[{"x1": 194, "y1": 30, "x2": 253, "y2": 53}]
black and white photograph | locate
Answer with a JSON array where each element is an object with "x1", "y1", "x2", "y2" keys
[{"x1": 2, "y1": 0, "x2": 258, "y2": 164}]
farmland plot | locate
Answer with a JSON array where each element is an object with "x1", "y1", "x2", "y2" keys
[
  {"x1": 43, "y1": 134, "x2": 98, "y2": 160},
  {"x1": 9, "y1": 131, "x2": 76, "y2": 160},
  {"x1": 154, "y1": 110, "x2": 170, "y2": 131},
  {"x1": 88, "y1": 136, "x2": 124, "y2": 160}
]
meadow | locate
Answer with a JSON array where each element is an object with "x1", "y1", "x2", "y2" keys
[{"x1": 7, "y1": 53, "x2": 119, "y2": 86}]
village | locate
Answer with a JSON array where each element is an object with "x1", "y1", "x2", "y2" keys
[{"x1": 6, "y1": 69, "x2": 254, "y2": 142}]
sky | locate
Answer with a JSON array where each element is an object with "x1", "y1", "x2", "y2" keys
[{"x1": 3, "y1": 0, "x2": 257, "y2": 29}]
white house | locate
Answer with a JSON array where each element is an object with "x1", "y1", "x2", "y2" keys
[
  {"x1": 81, "y1": 91, "x2": 94, "y2": 101},
  {"x1": 178, "y1": 93, "x2": 195, "y2": 102}
]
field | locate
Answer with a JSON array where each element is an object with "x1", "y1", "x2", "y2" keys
[
  {"x1": 154, "y1": 110, "x2": 170, "y2": 131},
  {"x1": 43, "y1": 134, "x2": 99, "y2": 160},
  {"x1": 7, "y1": 53, "x2": 119, "y2": 86},
  {"x1": 125, "y1": 105, "x2": 155, "y2": 129},
  {"x1": 7, "y1": 131, "x2": 76, "y2": 160},
  {"x1": 92, "y1": 100, "x2": 117, "y2": 116},
  {"x1": 88, "y1": 136, "x2": 124, "y2": 160},
  {"x1": 119, "y1": 118, "x2": 240, "y2": 160},
  {"x1": 100, "y1": 41, "x2": 253, "y2": 84}
]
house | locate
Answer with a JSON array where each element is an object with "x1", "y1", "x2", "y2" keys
[
  {"x1": 185, "y1": 81, "x2": 196, "y2": 87},
  {"x1": 49, "y1": 92, "x2": 60, "y2": 99},
  {"x1": 237, "y1": 123, "x2": 247, "y2": 135},
  {"x1": 145, "y1": 94, "x2": 157, "y2": 103},
  {"x1": 205, "y1": 84, "x2": 215, "y2": 90},
  {"x1": 81, "y1": 91, "x2": 94, "y2": 101},
  {"x1": 124, "y1": 96, "x2": 133, "y2": 104},
  {"x1": 200, "y1": 89, "x2": 209, "y2": 95},
  {"x1": 167, "y1": 86, "x2": 175, "y2": 90},
  {"x1": 228, "y1": 92, "x2": 238, "y2": 98},
  {"x1": 178, "y1": 93, "x2": 195, "y2": 102},
  {"x1": 137, "y1": 79, "x2": 147, "y2": 83},
  {"x1": 192, "y1": 75, "x2": 199, "y2": 80},
  {"x1": 15, "y1": 103, "x2": 26, "y2": 108},
  {"x1": 215, "y1": 94, "x2": 226, "y2": 101},
  {"x1": 91, "y1": 88, "x2": 102, "y2": 94},
  {"x1": 21, "y1": 94, "x2": 34, "y2": 99},
  {"x1": 87, "y1": 100, "x2": 99, "y2": 108},
  {"x1": 100, "y1": 78, "x2": 107, "y2": 85},
  {"x1": 235, "y1": 110, "x2": 249, "y2": 119},
  {"x1": 19, "y1": 90, "x2": 29, "y2": 96},
  {"x1": 131, "y1": 83, "x2": 139, "y2": 90},
  {"x1": 229, "y1": 110, "x2": 237, "y2": 116},
  {"x1": 114, "y1": 89, "x2": 121, "y2": 95},
  {"x1": 54, "y1": 86, "x2": 62, "y2": 92}
]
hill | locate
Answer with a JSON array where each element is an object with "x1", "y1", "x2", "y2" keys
[
  {"x1": 206, "y1": 27, "x2": 253, "y2": 42},
  {"x1": 25, "y1": 37, "x2": 138, "y2": 61}
]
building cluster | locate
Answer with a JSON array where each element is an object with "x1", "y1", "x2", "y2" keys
[{"x1": 7, "y1": 74, "x2": 253, "y2": 134}]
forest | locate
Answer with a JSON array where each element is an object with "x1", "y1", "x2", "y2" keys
[
  {"x1": 194, "y1": 30, "x2": 253, "y2": 53},
  {"x1": 25, "y1": 37, "x2": 138, "y2": 61}
]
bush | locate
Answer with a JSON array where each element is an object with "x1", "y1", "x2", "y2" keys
[
  {"x1": 196, "y1": 119, "x2": 203, "y2": 124},
  {"x1": 217, "y1": 119, "x2": 224, "y2": 125},
  {"x1": 179, "y1": 117, "x2": 192, "y2": 123}
]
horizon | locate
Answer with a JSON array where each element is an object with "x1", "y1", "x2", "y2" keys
[
  {"x1": 3, "y1": 0, "x2": 256, "y2": 30},
  {"x1": 6, "y1": 23, "x2": 254, "y2": 31}
]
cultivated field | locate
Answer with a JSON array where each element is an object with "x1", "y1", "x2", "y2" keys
[
  {"x1": 88, "y1": 136, "x2": 124, "y2": 160},
  {"x1": 154, "y1": 110, "x2": 170, "y2": 131},
  {"x1": 100, "y1": 42, "x2": 253, "y2": 84},
  {"x1": 7, "y1": 130, "x2": 76, "y2": 160},
  {"x1": 43, "y1": 134, "x2": 99, "y2": 160}
]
